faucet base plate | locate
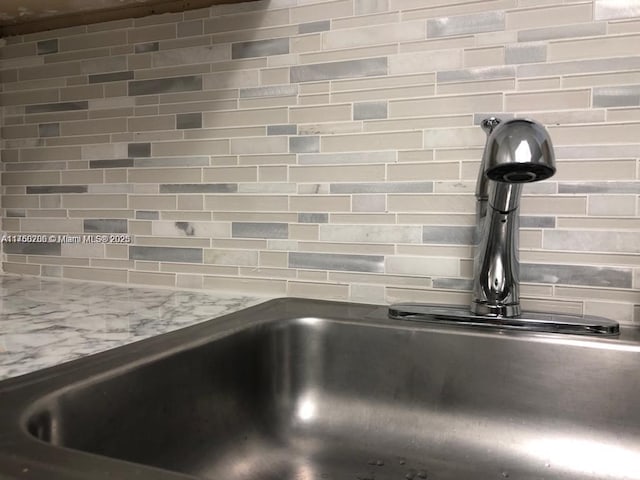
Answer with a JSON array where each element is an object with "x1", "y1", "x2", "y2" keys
[{"x1": 388, "y1": 303, "x2": 619, "y2": 336}]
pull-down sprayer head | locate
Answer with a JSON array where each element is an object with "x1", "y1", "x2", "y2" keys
[{"x1": 482, "y1": 118, "x2": 556, "y2": 184}]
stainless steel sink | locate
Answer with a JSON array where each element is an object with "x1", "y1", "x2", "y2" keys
[{"x1": 1, "y1": 298, "x2": 640, "y2": 480}]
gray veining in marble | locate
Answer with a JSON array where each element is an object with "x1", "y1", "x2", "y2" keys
[{"x1": 0, "y1": 275, "x2": 266, "y2": 380}]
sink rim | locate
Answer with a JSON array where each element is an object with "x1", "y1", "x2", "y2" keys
[{"x1": 1, "y1": 297, "x2": 639, "y2": 480}]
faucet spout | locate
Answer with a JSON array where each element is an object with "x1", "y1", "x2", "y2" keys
[{"x1": 471, "y1": 118, "x2": 556, "y2": 317}]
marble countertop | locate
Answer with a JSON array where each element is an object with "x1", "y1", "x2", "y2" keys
[{"x1": 0, "y1": 274, "x2": 268, "y2": 381}]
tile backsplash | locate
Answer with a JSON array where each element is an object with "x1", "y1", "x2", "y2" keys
[{"x1": 1, "y1": 0, "x2": 639, "y2": 323}]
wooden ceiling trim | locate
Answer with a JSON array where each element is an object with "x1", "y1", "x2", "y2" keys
[{"x1": 0, "y1": 0, "x2": 249, "y2": 37}]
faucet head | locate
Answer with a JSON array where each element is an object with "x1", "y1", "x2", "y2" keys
[{"x1": 482, "y1": 118, "x2": 556, "y2": 184}]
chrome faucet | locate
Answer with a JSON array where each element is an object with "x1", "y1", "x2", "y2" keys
[
  {"x1": 388, "y1": 117, "x2": 620, "y2": 336},
  {"x1": 471, "y1": 117, "x2": 555, "y2": 317}
]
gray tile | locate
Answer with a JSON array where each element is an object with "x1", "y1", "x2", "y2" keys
[
  {"x1": 593, "y1": 85, "x2": 640, "y2": 108},
  {"x1": 354, "y1": 101, "x2": 387, "y2": 120},
  {"x1": 299, "y1": 20, "x2": 331, "y2": 34},
  {"x1": 428, "y1": 11, "x2": 505, "y2": 38},
  {"x1": 438, "y1": 65, "x2": 515, "y2": 83},
  {"x1": 595, "y1": 0, "x2": 640, "y2": 20},
  {"x1": 160, "y1": 183, "x2": 238, "y2": 193},
  {"x1": 291, "y1": 57, "x2": 388, "y2": 83},
  {"x1": 544, "y1": 230, "x2": 640, "y2": 254},
  {"x1": 521, "y1": 263, "x2": 632, "y2": 289},
  {"x1": 4, "y1": 242, "x2": 61, "y2": 256},
  {"x1": 433, "y1": 278, "x2": 473, "y2": 290},
  {"x1": 135, "y1": 157, "x2": 210, "y2": 167},
  {"x1": 135, "y1": 42, "x2": 159, "y2": 53},
  {"x1": 84, "y1": 219, "x2": 128, "y2": 233},
  {"x1": 38, "y1": 123, "x2": 60, "y2": 137},
  {"x1": 27, "y1": 185, "x2": 88, "y2": 194},
  {"x1": 331, "y1": 182, "x2": 433, "y2": 194},
  {"x1": 298, "y1": 213, "x2": 328, "y2": 223},
  {"x1": 136, "y1": 211, "x2": 159, "y2": 220},
  {"x1": 518, "y1": 23, "x2": 606, "y2": 42},
  {"x1": 90, "y1": 158, "x2": 134, "y2": 169},
  {"x1": 355, "y1": 0, "x2": 388, "y2": 14},
  {"x1": 555, "y1": 145, "x2": 640, "y2": 159},
  {"x1": 506, "y1": 43, "x2": 546, "y2": 65},
  {"x1": 232, "y1": 222, "x2": 289, "y2": 239},
  {"x1": 558, "y1": 182, "x2": 640, "y2": 194},
  {"x1": 176, "y1": 112, "x2": 202, "y2": 129},
  {"x1": 6, "y1": 209, "x2": 26, "y2": 217},
  {"x1": 128, "y1": 143, "x2": 151, "y2": 157},
  {"x1": 268, "y1": 124, "x2": 297, "y2": 135},
  {"x1": 520, "y1": 216, "x2": 556, "y2": 228},
  {"x1": 0, "y1": 69, "x2": 18, "y2": 83},
  {"x1": 130, "y1": 246, "x2": 203, "y2": 263},
  {"x1": 37, "y1": 39, "x2": 58, "y2": 55},
  {"x1": 240, "y1": 84, "x2": 298, "y2": 98},
  {"x1": 6, "y1": 162, "x2": 66, "y2": 171},
  {"x1": 25, "y1": 101, "x2": 88, "y2": 114},
  {"x1": 129, "y1": 75, "x2": 203, "y2": 96},
  {"x1": 89, "y1": 71, "x2": 134, "y2": 84},
  {"x1": 300, "y1": 151, "x2": 394, "y2": 165},
  {"x1": 518, "y1": 56, "x2": 640, "y2": 78},
  {"x1": 423, "y1": 226, "x2": 475, "y2": 245},
  {"x1": 289, "y1": 252, "x2": 384, "y2": 273},
  {"x1": 232, "y1": 38, "x2": 289, "y2": 59},
  {"x1": 290, "y1": 136, "x2": 320, "y2": 153}
]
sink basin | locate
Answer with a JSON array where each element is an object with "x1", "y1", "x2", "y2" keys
[{"x1": 1, "y1": 298, "x2": 640, "y2": 480}]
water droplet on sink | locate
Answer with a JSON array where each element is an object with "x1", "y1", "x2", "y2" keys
[
  {"x1": 406, "y1": 470, "x2": 416, "y2": 479},
  {"x1": 367, "y1": 460, "x2": 376, "y2": 466},
  {"x1": 398, "y1": 457, "x2": 406, "y2": 465},
  {"x1": 376, "y1": 460, "x2": 384, "y2": 467},
  {"x1": 417, "y1": 470, "x2": 427, "y2": 479},
  {"x1": 502, "y1": 472, "x2": 509, "y2": 478}
]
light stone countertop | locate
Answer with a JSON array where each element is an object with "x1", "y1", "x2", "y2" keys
[{"x1": 0, "y1": 274, "x2": 269, "y2": 381}]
